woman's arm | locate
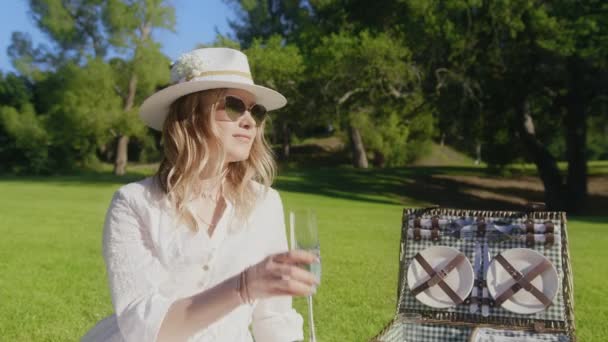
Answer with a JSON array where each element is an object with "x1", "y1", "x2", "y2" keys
[
  {"x1": 157, "y1": 273, "x2": 242, "y2": 341},
  {"x1": 252, "y1": 189, "x2": 309, "y2": 342},
  {"x1": 158, "y1": 250, "x2": 318, "y2": 341}
]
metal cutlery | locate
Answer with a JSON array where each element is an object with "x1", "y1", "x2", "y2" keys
[
  {"x1": 481, "y1": 241, "x2": 491, "y2": 317},
  {"x1": 469, "y1": 241, "x2": 482, "y2": 314}
]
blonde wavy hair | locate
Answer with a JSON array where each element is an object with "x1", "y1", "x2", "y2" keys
[{"x1": 154, "y1": 88, "x2": 276, "y2": 232}]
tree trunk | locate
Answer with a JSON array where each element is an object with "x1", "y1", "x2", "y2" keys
[
  {"x1": 113, "y1": 135, "x2": 130, "y2": 175},
  {"x1": 565, "y1": 57, "x2": 588, "y2": 214},
  {"x1": 113, "y1": 73, "x2": 138, "y2": 176},
  {"x1": 113, "y1": 19, "x2": 151, "y2": 176},
  {"x1": 475, "y1": 142, "x2": 482, "y2": 165},
  {"x1": 281, "y1": 121, "x2": 290, "y2": 160},
  {"x1": 519, "y1": 98, "x2": 565, "y2": 210},
  {"x1": 348, "y1": 124, "x2": 368, "y2": 168}
]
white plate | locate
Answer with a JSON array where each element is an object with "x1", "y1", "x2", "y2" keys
[
  {"x1": 486, "y1": 248, "x2": 558, "y2": 314},
  {"x1": 407, "y1": 246, "x2": 474, "y2": 308}
]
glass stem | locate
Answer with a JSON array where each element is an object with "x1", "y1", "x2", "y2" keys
[{"x1": 307, "y1": 295, "x2": 316, "y2": 342}]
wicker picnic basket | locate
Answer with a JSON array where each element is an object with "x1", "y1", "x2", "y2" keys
[{"x1": 371, "y1": 207, "x2": 576, "y2": 342}]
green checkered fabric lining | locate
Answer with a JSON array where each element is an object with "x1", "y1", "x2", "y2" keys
[
  {"x1": 472, "y1": 327, "x2": 570, "y2": 341},
  {"x1": 375, "y1": 323, "x2": 570, "y2": 342},
  {"x1": 376, "y1": 322, "x2": 470, "y2": 341}
]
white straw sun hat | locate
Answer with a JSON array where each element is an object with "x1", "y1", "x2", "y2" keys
[{"x1": 139, "y1": 47, "x2": 287, "y2": 131}]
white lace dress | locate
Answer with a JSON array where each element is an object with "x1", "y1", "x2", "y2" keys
[{"x1": 82, "y1": 177, "x2": 303, "y2": 342}]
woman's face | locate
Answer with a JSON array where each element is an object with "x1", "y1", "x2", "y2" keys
[{"x1": 214, "y1": 88, "x2": 259, "y2": 164}]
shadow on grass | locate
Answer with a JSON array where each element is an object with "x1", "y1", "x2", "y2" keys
[
  {"x1": 275, "y1": 166, "x2": 608, "y2": 216},
  {"x1": 2, "y1": 163, "x2": 607, "y2": 216},
  {"x1": 0, "y1": 169, "x2": 153, "y2": 187}
]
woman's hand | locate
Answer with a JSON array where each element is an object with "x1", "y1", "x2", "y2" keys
[{"x1": 244, "y1": 250, "x2": 319, "y2": 301}]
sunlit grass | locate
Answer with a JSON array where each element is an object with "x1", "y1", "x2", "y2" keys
[{"x1": 0, "y1": 166, "x2": 605, "y2": 341}]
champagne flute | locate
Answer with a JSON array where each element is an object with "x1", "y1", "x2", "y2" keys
[{"x1": 289, "y1": 209, "x2": 321, "y2": 342}]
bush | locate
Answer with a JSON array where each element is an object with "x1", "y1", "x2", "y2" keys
[
  {"x1": 355, "y1": 108, "x2": 434, "y2": 167},
  {"x1": 0, "y1": 104, "x2": 50, "y2": 174}
]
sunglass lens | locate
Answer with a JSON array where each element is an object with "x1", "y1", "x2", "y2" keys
[
  {"x1": 250, "y1": 104, "x2": 267, "y2": 123},
  {"x1": 225, "y1": 96, "x2": 246, "y2": 120}
]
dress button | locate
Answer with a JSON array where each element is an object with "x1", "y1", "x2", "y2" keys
[{"x1": 202, "y1": 264, "x2": 209, "y2": 271}]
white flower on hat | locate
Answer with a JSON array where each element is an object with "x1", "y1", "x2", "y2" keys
[{"x1": 171, "y1": 52, "x2": 209, "y2": 84}]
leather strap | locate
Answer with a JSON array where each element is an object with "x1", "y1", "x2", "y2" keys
[
  {"x1": 544, "y1": 221, "x2": 555, "y2": 234},
  {"x1": 410, "y1": 253, "x2": 466, "y2": 304},
  {"x1": 526, "y1": 233, "x2": 535, "y2": 246},
  {"x1": 431, "y1": 216, "x2": 440, "y2": 229},
  {"x1": 431, "y1": 229, "x2": 440, "y2": 241},
  {"x1": 525, "y1": 220, "x2": 535, "y2": 234},
  {"x1": 413, "y1": 228, "x2": 422, "y2": 241},
  {"x1": 545, "y1": 233, "x2": 555, "y2": 246},
  {"x1": 493, "y1": 253, "x2": 553, "y2": 307},
  {"x1": 481, "y1": 297, "x2": 493, "y2": 306},
  {"x1": 431, "y1": 216, "x2": 440, "y2": 241}
]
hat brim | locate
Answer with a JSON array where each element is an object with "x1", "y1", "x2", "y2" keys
[{"x1": 139, "y1": 80, "x2": 287, "y2": 131}]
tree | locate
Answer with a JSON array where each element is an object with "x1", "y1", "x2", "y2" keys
[
  {"x1": 39, "y1": 59, "x2": 123, "y2": 169},
  {"x1": 9, "y1": 0, "x2": 175, "y2": 175},
  {"x1": 398, "y1": 0, "x2": 608, "y2": 212},
  {"x1": 311, "y1": 30, "x2": 426, "y2": 168},
  {"x1": 103, "y1": 0, "x2": 175, "y2": 175},
  {"x1": 223, "y1": 0, "x2": 314, "y2": 48},
  {"x1": 244, "y1": 35, "x2": 305, "y2": 159}
]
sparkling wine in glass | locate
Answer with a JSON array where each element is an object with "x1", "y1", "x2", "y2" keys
[{"x1": 289, "y1": 209, "x2": 320, "y2": 342}]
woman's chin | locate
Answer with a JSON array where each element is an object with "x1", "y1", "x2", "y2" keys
[{"x1": 226, "y1": 152, "x2": 251, "y2": 163}]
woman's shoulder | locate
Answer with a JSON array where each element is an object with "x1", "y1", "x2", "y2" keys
[
  {"x1": 113, "y1": 176, "x2": 165, "y2": 207},
  {"x1": 250, "y1": 181, "x2": 281, "y2": 203}
]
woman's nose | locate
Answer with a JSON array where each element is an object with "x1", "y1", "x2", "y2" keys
[{"x1": 238, "y1": 111, "x2": 256, "y2": 129}]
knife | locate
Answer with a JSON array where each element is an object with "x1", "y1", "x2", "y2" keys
[
  {"x1": 482, "y1": 241, "x2": 491, "y2": 317},
  {"x1": 470, "y1": 241, "x2": 482, "y2": 314}
]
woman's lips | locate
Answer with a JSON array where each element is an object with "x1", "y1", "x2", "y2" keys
[{"x1": 233, "y1": 134, "x2": 252, "y2": 143}]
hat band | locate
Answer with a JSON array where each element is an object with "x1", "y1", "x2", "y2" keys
[{"x1": 179, "y1": 70, "x2": 253, "y2": 83}]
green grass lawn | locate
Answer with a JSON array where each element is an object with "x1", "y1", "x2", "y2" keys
[{"x1": 0, "y1": 167, "x2": 606, "y2": 341}]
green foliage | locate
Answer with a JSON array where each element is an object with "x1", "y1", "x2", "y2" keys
[
  {"x1": 3, "y1": 0, "x2": 175, "y2": 174},
  {"x1": 6, "y1": 32, "x2": 50, "y2": 81},
  {"x1": 202, "y1": 33, "x2": 242, "y2": 50},
  {"x1": 242, "y1": 35, "x2": 309, "y2": 143},
  {"x1": 310, "y1": 29, "x2": 431, "y2": 165},
  {"x1": 355, "y1": 111, "x2": 410, "y2": 166},
  {"x1": 103, "y1": 0, "x2": 175, "y2": 50},
  {"x1": 354, "y1": 107, "x2": 434, "y2": 167},
  {"x1": 0, "y1": 104, "x2": 50, "y2": 173},
  {"x1": 224, "y1": 0, "x2": 313, "y2": 47},
  {"x1": 41, "y1": 59, "x2": 122, "y2": 168},
  {"x1": 0, "y1": 72, "x2": 32, "y2": 108},
  {"x1": 28, "y1": 0, "x2": 108, "y2": 59},
  {"x1": 246, "y1": 35, "x2": 304, "y2": 94}
]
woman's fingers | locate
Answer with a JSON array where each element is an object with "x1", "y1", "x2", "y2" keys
[
  {"x1": 245, "y1": 251, "x2": 320, "y2": 300},
  {"x1": 273, "y1": 276, "x2": 316, "y2": 296},
  {"x1": 272, "y1": 250, "x2": 318, "y2": 265},
  {"x1": 271, "y1": 263, "x2": 318, "y2": 286}
]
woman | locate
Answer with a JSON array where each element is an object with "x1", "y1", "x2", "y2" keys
[{"x1": 83, "y1": 47, "x2": 318, "y2": 342}]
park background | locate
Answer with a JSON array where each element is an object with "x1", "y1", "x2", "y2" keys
[{"x1": 0, "y1": 0, "x2": 606, "y2": 341}]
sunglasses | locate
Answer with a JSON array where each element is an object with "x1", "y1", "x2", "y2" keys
[{"x1": 219, "y1": 95, "x2": 268, "y2": 125}]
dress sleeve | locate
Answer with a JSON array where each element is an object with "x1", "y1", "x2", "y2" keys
[
  {"x1": 102, "y1": 189, "x2": 175, "y2": 342},
  {"x1": 251, "y1": 190, "x2": 304, "y2": 342}
]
